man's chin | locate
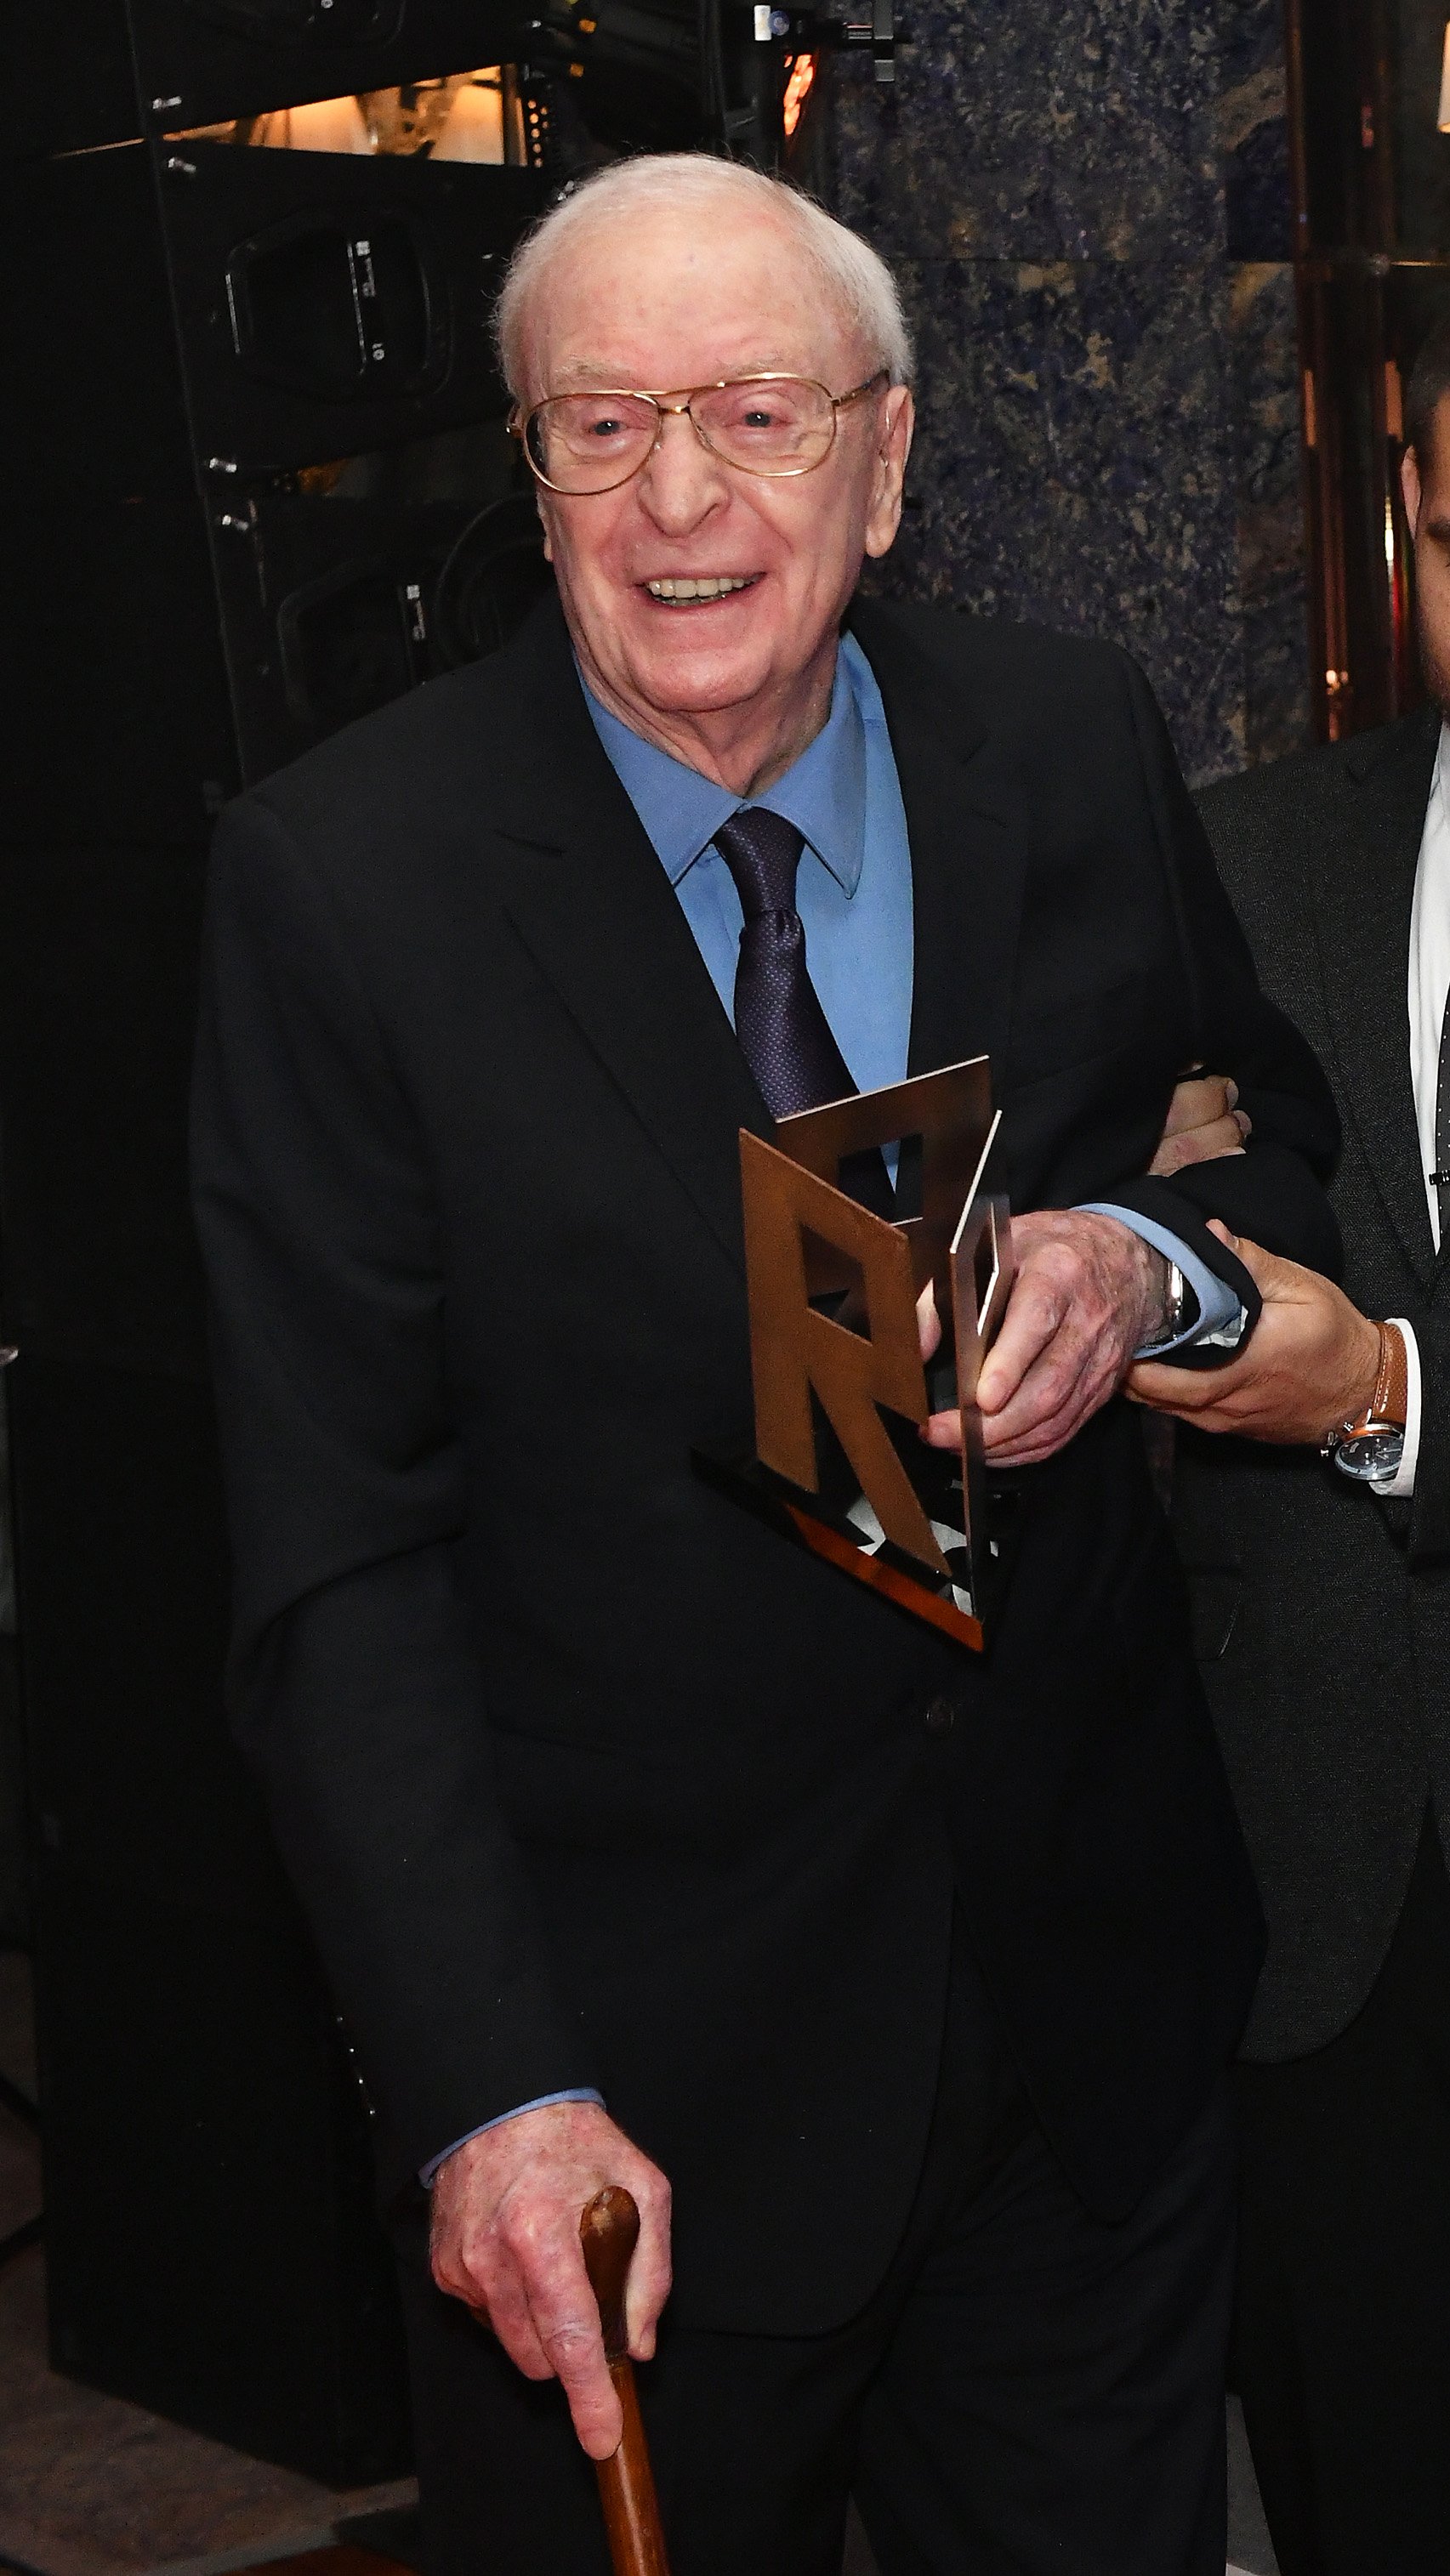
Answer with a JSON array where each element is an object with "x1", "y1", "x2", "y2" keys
[{"x1": 611, "y1": 636, "x2": 777, "y2": 723}]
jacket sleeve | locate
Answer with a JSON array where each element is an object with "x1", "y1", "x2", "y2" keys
[
  {"x1": 190, "y1": 795, "x2": 596, "y2": 2189},
  {"x1": 1099, "y1": 656, "x2": 1344, "y2": 1364}
]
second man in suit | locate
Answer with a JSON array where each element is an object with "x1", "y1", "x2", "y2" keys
[{"x1": 1129, "y1": 315, "x2": 1450, "y2": 2576}]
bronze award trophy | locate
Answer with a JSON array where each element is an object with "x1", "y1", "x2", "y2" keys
[{"x1": 697, "y1": 1057, "x2": 1013, "y2": 1649}]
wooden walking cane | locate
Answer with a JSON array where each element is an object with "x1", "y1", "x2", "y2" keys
[{"x1": 579, "y1": 2187, "x2": 671, "y2": 2576}]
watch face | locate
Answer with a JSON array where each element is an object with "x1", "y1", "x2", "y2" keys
[{"x1": 1333, "y1": 1428, "x2": 1406, "y2": 1483}]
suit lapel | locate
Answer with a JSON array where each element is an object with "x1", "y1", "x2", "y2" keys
[
  {"x1": 849, "y1": 604, "x2": 1027, "y2": 1090},
  {"x1": 478, "y1": 604, "x2": 769, "y2": 1278},
  {"x1": 473, "y1": 598, "x2": 1026, "y2": 1277},
  {"x1": 1311, "y1": 710, "x2": 1439, "y2": 1285}
]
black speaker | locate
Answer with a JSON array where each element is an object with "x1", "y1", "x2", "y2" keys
[
  {"x1": 1, "y1": 129, "x2": 544, "y2": 840},
  {"x1": 0, "y1": 31, "x2": 547, "y2": 2477},
  {"x1": 163, "y1": 139, "x2": 539, "y2": 472}
]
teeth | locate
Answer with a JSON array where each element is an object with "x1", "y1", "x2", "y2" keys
[{"x1": 645, "y1": 575, "x2": 753, "y2": 601}]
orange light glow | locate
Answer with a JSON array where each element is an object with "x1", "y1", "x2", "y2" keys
[{"x1": 782, "y1": 53, "x2": 817, "y2": 139}]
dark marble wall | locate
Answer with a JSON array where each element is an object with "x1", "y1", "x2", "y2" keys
[
  {"x1": 1218, "y1": 0, "x2": 1311, "y2": 764},
  {"x1": 824, "y1": 0, "x2": 1311, "y2": 781}
]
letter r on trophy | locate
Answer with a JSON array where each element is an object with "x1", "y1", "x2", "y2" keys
[{"x1": 696, "y1": 1058, "x2": 1013, "y2": 1649}]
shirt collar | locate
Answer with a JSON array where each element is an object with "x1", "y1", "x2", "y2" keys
[{"x1": 581, "y1": 637, "x2": 877, "y2": 896}]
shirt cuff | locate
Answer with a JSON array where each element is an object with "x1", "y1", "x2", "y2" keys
[
  {"x1": 1371, "y1": 1318, "x2": 1420, "y2": 1498},
  {"x1": 419, "y1": 2089, "x2": 606, "y2": 2188},
  {"x1": 1076, "y1": 1205, "x2": 1248, "y2": 1359}
]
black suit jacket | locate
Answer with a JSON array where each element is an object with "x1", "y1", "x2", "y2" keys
[
  {"x1": 1180, "y1": 710, "x2": 1450, "y2": 2061},
  {"x1": 191, "y1": 595, "x2": 1339, "y2": 2332}
]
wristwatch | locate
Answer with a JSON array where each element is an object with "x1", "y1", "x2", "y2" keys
[
  {"x1": 1322, "y1": 1320, "x2": 1408, "y2": 1483},
  {"x1": 1138, "y1": 1261, "x2": 1187, "y2": 1353}
]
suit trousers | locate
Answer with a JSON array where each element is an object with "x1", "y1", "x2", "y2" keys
[
  {"x1": 1233, "y1": 1808, "x2": 1450, "y2": 2576},
  {"x1": 394, "y1": 1917, "x2": 1235, "y2": 2576}
]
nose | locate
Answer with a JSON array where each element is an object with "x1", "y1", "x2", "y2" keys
[{"x1": 635, "y1": 406, "x2": 730, "y2": 536}]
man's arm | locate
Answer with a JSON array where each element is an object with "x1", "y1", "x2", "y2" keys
[
  {"x1": 191, "y1": 796, "x2": 668, "y2": 2452},
  {"x1": 1100, "y1": 655, "x2": 1344, "y2": 1307},
  {"x1": 924, "y1": 656, "x2": 1342, "y2": 1465}
]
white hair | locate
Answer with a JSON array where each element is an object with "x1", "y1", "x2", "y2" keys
[{"x1": 494, "y1": 152, "x2": 913, "y2": 398}]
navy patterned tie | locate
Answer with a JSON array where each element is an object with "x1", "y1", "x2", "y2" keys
[{"x1": 714, "y1": 807, "x2": 856, "y2": 1118}]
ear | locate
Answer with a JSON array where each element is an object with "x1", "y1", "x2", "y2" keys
[
  {"x1": 1402, "y1": 442, "x2": 1423, "y2": 541},
  {"x1": 864, "y1": 387, "x2": 915, "y2": 561}
]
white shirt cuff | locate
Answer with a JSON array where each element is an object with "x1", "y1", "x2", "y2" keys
[{"x1": 1371, "y1": 1318, "x2": 1420, "y2": 1497}]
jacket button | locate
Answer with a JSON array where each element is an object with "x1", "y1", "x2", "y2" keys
[{"x1": 924, "y1": 1695, "x2": 956, "y2": 1737}]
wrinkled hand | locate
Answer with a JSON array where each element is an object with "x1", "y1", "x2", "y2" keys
[
  {"x1": 429, "y1": 2100, "x2": 671, "y2": 2460},
  {"x1": 1127, "y1": 1223, "x2": 1380, "y2": 1444},
  {"x1": 1149, "y1": 1070, "x2": 1250, "y2": 1176},
  {"x1": 919, "y1": 1210, "x2": 1168, "y2": 1467}
]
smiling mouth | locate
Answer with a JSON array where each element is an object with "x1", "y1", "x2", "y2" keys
[{"x1": 643, "y1": 574, "x2": 761, "y2": 604}]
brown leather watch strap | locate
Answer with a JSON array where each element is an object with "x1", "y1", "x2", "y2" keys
[{"x1": 1370, "y1": 1320, "x2": 1408, "y2": 1430}]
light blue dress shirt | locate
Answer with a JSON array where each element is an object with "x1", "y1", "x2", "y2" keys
[
  {"x1": 589, "y1": 633, "x2": 913, "y2": 1104},
  {"x1": 420, "y1": 633, "x2": 1239, "y2": 2183},
  {"x1": 585, "y1": 632, "x2": 1240, "y2": 1353}
]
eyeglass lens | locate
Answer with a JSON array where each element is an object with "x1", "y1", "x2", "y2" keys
[{"x1": 526, "y1": 379, "x2": 839, "y2": 491}]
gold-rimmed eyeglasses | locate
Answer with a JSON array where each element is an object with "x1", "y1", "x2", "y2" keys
[{"x1": 511, "y1": 372, "x2": 889, "y2": 496}]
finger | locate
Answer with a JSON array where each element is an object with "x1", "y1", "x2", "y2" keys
[
  {"x1": 984, "y1": 1356, "x2": 1111, "y2": 1457},
  {"x1": 920, "y1": 1406, "x2": 963, "y2": 1450},
  {"x1": 980, "y1": 1290, "x2": 1127, "y2": 1444},
  {"x1": 1161, "y1": 1075, "x2": 1233, "y2": 1136},
  {"x1": 1217, "y1": 1230, "x2": 1296, "y2": 1296},
  {"x1": 985, "y1": 1342, "x2": 1122, "y2": 1457},
  {"x1": 623, "y1": 2183, "x2": 673, "y2": 2362},
  {"x1": 1151, "y1": 1115, "x2": 1247, "y2": 1176},
  {"x1": 976, "y1": 1273, "x2": 1065, "y2": 1415},
  {"x1": 522, "y1": 2241, "x2": 623, "y2": 2460},
  {"x1": 986, "y1": 1408, "x2": 1089, "y2": 1464},
  {"x1": 548, "y1": 2320, "x2": 623, "y2": 2460},
  {"x1": 476, "y1": 2271, "x2": 556, "y2": 2380},
  {"x1": 916, "y1": 1276, "x2": 941, "y2": 1364},
  {"x1": 1125, "y1": 1357, "x2": 1246, "y2": 1411}
]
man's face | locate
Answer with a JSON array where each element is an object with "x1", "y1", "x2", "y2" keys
[
  {"x1": 516, "y1": 205, "x2": 913, "y2": 740},
  {"x1": 1404, "y1": 400, "x2": 1450, "y2": 708}
]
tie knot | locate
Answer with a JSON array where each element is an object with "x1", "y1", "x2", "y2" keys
[{"x1": 714, "y1": 807, "x2": 805, "y2": 921}]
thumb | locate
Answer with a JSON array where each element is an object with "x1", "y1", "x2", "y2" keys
[{"x1": 1214, "y1": 1228, "x2": 1297, "y2": 1297}]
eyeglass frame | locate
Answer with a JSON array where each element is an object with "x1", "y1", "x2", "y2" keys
[{"x1": 510, "y1": 370, "x2": 891, "y2": 496}]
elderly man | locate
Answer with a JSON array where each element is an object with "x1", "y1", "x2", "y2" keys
[{"x1": 192, "y1": 157, "x2": 1338, "y2": 2574}]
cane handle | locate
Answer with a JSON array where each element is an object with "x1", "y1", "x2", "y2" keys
[{"x1": 579, "y1": 2187, "x2": 670, "y2": 2576}]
